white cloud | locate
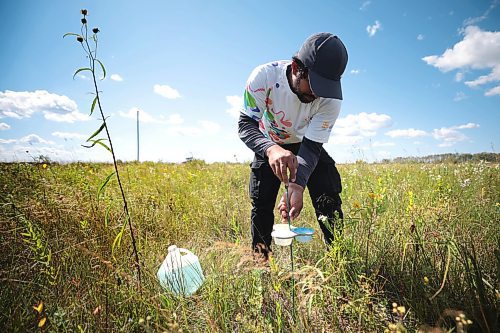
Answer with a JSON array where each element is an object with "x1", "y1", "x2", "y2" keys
[
  {"x1": 2, "y1": 134, "x2": 55, "y2": 145},
  {"x1": 160, "y1": 113, "x2": 184, "y2": 125},
  {"x1": 225, "y1": 95, "x2": 243, "y2": 119},
  {"x1": 432, "y1": 123, "x2": 479, "y2": 147},
  {"x1": 485, "y1": 85, "x2": 500, "y2": 96},
  {"x1": 350, "y1": 69, "x2": 361, "y2": 74},
  {"x1": 199, "y1": 120, "x2": 220, "y2": 134},
  {"x1": 120, "y1": 108, "x2": 156, "y2": 123},
  {"x1": 433, "y1": 127, "x2": 467, "y2": 146},
  {"x1": 463, "y1": 1, "x2": 499, "y2": 27},
  {"x1": 454, "y1": 123, "x2": 480, "y2": 129},
  {"x1": 0, "y1": 122, "x2": 10, "y2": 130},
  {"x1": 44, "y1": 110, "x2": 89, "y2": 123},
  {"x1": 330, "y1": 112, "x2": 392, "y2": 145},
  {"x1": 335, "y1": 112, "x2": 392, "y2": 135},
  {"x1": 330, "y1": 134, "x2": 364, "y2": 145},
  {"x1": 386, "y1": 128, "x2": 428, "y2": 138},
  {"x1": 455, "y1": 72, "x2": 464, "y2": 82},
  {"x1": 422, "y1": 26, "x2": 500, "y2": 93},
  {"x1": 110, "y1": 74, "x2": 123, "y2": 82},
  {"x1": 21, "y1": 134, "x2": 52, "y2": 145},
  {"x1": 417, "y1": 34, "x2": 424, "y2": 41},
  {"x1": 154, "y1": 84, "x2": 181, "y2": 99},
  {"x1": 166, "y1": 120, "x2": 220, "y2": 137},
  {"x1": 52, "y1": 131, "x2": 87, "y2": 140},
  {"x1": 366, "y1": 20, "x2": 381, "y2": 37},
  {"x1": 0, "y1": 90, "x2": 89, "y2": 123},
  {"x1": 119, "y1": 108, "x2": 184, "y2": 125},
  {"x1": 454, "y1": 91, "x2": 467, "y2": 101},
  {"x1": 360, "y1": 1, "x2": 371, "y2": 10}
]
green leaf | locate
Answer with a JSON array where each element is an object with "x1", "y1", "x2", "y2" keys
[
  {"x1": 87, "y1": 122, "x2": 106, "y2": 142},
  {"x1": 94, "y1": 140, "x2": 112, "y2": 153},
  {"x1": 82, "y1": 139, "x2": 112, "y2": 153},
  {"x1": 104, "y1": 206, "x2": 111, "y2": 227},
  {"x1": 90, "y1": 96, "x2": 98, "y2": 116},
  {"x1": 95, "y1": 59, "x2": 106, "y2": 80},
  {"x1": 98, "y1": 171, "x2": 116, "y2": 199},
  {"x1": 111, "y1": 222, "x2": 127, "y2": 257},
  {"x1": 63, "y1": 32, "x2": 82, "y2": 38},
  {"x1": 73, "y1": 67, "x2": 92, "y2": 80}
]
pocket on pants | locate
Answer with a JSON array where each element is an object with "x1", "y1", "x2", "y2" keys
[{"x1": 249, "y1": 160, "x2": 264, "y2": 199}]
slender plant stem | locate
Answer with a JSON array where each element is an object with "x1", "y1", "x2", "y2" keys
[{"x1": 82, "y1": 22, "x2": 142, "y2": 286}]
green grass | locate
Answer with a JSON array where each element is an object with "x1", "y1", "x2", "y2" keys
[{"x1": 0, "y1": 160, "x2": 498, "y2": 332}]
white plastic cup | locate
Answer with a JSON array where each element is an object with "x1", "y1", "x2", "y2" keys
[
  {"x1": 273, "y1": 223, "x2": 295, "y2": 231},
  {"x1": 271, "y1": 229, "x2": 296, "y2": 246}
]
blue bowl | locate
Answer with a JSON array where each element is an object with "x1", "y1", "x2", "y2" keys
[{"x1": 292, "y1": 227, "x2": 314, "y2": 243}]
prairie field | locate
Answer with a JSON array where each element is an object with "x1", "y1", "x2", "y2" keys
[{"x1": 0, "y1": 160, "x2": 498, "y2": 332}]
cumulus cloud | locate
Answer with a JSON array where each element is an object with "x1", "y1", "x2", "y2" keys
[
  {"x1": 154, "y1": 84, "x2": 181, "y2": 99},
  {"x1": 0, "y1": 122, "x2": 10, "y2": 130},
  {"x1": 331, "y1": 112, "x2": 392, "y2": 145},
  {"x1": 0, "y1": 134, "x2": 54, "y2": 146},
  {"x1": 485, "y1": 85, "x2": 500, "y2": 96},
  {"x1": 110, "y1": 74, "x2": 123, "y2": 82},
  {"x1": 366, "y1": 20, "x2": 381, "y2": 37},
  {"x1": 20, "y1": 134, "x2": 54, "y2": 145},
  {"x1": 422, "y1": 26, "x2": 500, "y2": 96},
  {"x1": 433, "y1": 128, "x2": 467, "y2": 147},
  {"x1": 455, "y1": 72, "x2": 464, "y2": 82},
  {"x1": 385, "y1": 128, "x2": 428, "y2": 138},
  {"x1": 432, "y1": 123, "x2": 479, "y2": 147},
  {"x1": 52, "y1": 132, "x2": 87, "y2": 140},
  {"x1": 417, "y1": 34, "x2": 424, "y2": 41},
  {"x1": 350, "y1": 69, "x2": 361, "y2": 74},
  {"x1": 225, "y1": 95, "x2": 243, "y2": 119},
  {"x1": 0, "y1": 90, "x2": 89, "y2": 123}
]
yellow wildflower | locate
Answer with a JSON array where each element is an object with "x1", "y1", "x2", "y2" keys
[
  {"x1": 423, "y1": 276, "x2": 429, "y2": 285},
  {"x1": 42, "y1": 163, "x2": 47, "y2": 169},
  {"x1": 33, "y1": 301, "x2": 43, "y2": 314},
  {"x1": 38, "y1": 317, "x2": 47, "y2": 328}
]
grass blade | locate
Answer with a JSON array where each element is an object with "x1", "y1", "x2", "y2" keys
[{"x1": 98, "y1": 171, "x2": 115, "y2": 199}]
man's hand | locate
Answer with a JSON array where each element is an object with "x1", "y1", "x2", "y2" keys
[
  {"x1": 266, "y1": 145, "x2": 298, "y2": 184},
  {"x1": 278, "y1": 183, "x2": 305, "y2": 221}
]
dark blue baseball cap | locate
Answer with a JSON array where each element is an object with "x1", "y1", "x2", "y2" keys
[{"x1": 296, "y1": 33, "x2": 348, "y2": 100}]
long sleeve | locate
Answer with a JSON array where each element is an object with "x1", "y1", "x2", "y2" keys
[
  {"x1": 238, "y1": 112, "x2": 276, "y2": 158},
  {"x1": 294, "y1": 137, "x2": 323, "y2": 187}
]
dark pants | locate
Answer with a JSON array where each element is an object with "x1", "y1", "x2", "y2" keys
[{"x1": 249, "y1": 144, "x2": 343, "y2": 250}]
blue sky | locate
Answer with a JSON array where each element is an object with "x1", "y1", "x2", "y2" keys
[{"x1": 0, "y1": 0, "x2": 499, "y2": 163}]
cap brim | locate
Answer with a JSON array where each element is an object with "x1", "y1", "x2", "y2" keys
[{"x1": 309, "y1": 70, "x2": 343, "y2": 100}]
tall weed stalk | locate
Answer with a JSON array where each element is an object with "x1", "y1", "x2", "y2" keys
[{"x1": 64, "y1": 9, "x2": 141, "y2": 285}]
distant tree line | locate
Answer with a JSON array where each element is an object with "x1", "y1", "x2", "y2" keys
[{"x1": 380, "y1": 152, "x2": 499, "y2": 164}]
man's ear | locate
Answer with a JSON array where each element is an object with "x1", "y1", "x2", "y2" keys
[{"x1": 291, "y1": 59, "x2": 299, "y2": 75}]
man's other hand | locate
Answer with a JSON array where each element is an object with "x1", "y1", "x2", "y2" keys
[
  {"x1": 278, "y1": 183, "x2": 304, "y2": 221},
  {"x1": 266, "y1": 145, "x2": 298, "y2": 184}
]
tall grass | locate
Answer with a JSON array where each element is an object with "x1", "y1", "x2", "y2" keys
[{"x1": 0, "y1": 160, "x2": 498, "y2": 332}]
